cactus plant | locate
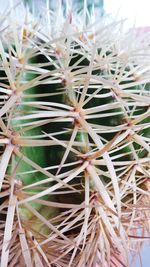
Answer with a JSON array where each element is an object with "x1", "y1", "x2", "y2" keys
[{"x1": 0, "y1": 1, "x2": 150, "y2": 267}]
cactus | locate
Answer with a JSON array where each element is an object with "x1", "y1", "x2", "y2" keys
[{"x1": 0, "y1": 1, "x2": 150, "y2": 267}]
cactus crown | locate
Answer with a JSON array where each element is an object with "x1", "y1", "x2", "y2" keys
[{"x1": 0, "y1": 1, "x2": 150, "y2": 266}]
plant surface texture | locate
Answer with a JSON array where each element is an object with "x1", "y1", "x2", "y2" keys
[{"x1": 0, "y1": 1, "x2": 150, "y2": 267}]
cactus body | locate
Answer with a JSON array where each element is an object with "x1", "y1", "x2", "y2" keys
[{"x1": 0, "y1": 2, "x2": 150, "y2": 267}]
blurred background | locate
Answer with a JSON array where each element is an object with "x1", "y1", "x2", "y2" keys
[{"x1": 23, "y1": 0, "x2": 150, "y2": 29}]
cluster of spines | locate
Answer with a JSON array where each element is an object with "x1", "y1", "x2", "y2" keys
[{"x1": 0, "y1": 2, "x2": 150, "y2": 267}]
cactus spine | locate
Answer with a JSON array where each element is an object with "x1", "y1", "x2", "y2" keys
[{"x1": 0, "y1": 1, "x2": 150, "y2": 266}]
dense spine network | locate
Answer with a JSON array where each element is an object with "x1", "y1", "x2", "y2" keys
[{"x1": 0, "y1": 1, "x2": 150, "y2": 266}]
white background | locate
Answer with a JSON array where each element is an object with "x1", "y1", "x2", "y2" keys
[{"x1": 104, "y1": 0, "x2": 150, "y2": 29}]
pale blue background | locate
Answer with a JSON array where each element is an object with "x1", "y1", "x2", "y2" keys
[{"x1": 132, "y1": 243, "x2": 150, "y2": 267}]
